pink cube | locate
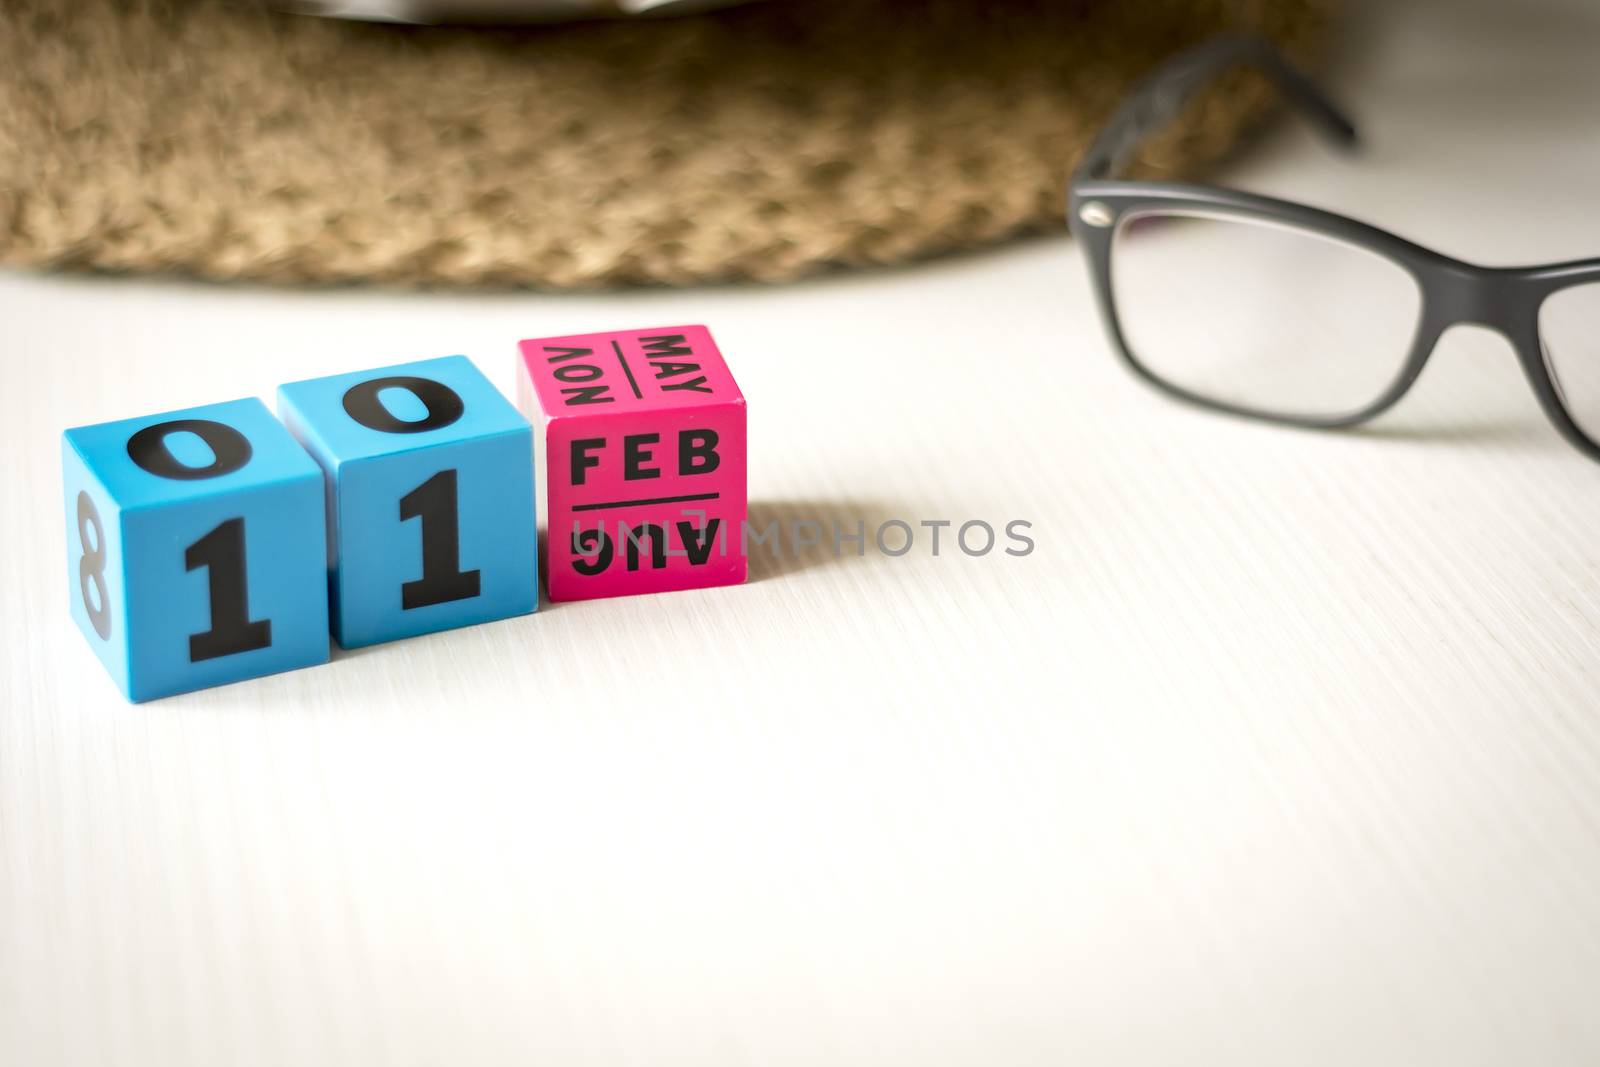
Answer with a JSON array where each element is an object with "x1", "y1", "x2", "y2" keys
[{"x1": 517, "y1": 325, "x2": 748, "y2": 602}]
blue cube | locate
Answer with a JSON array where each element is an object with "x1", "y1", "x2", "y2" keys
[
  {"x1": 277, "y1": 356, "x2": 537, "y2": 648},
  {"x1": 61, "y1": 398, "x2": 331, "y2": 702}
]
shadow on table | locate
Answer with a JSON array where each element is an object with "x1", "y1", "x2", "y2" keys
[
  {"x1": 1357, "y1": 415, "x2": 1556, "y2": 447},
  {"x1": 745, "y1": 498, "x2": 908, "y2": 583}
]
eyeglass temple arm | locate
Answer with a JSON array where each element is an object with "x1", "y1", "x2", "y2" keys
[{"x1": 1074, "y1": 32, "x2": 1358, "y2": 183}]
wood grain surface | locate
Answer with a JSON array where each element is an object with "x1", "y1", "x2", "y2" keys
[{"x1": 4, "y1": 0, "x2": 1600, "y2": 1062}]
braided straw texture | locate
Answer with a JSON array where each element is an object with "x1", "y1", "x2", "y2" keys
[{"x1": 0, "y1": 0, "x2": 1331, "y2": 288}]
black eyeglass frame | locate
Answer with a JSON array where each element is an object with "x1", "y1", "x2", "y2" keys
[{"x1": 1067, "y1": 32, "x2": 1600, "y2": 462}]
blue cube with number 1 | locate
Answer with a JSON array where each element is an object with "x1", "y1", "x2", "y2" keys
[
  {"x1": 277, "y1": 355, "x2": 538, "y2": 648},
  {"x1": 61, "y1": 398, "x2": 331, "y2": 702}
]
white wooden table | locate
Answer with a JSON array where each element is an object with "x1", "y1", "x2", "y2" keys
[{"x1": 4, "y1": 0, "x2": 1600, "y2": 1062}]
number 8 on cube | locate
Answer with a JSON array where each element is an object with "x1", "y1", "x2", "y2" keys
[{"x1": 61, "y1": 399, "x2": 331, "y2": 701}]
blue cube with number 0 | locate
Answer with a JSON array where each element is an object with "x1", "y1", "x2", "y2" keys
[
  {"x1": 277, "y1": 355, "x2": 537, "y2": 648},
  {"x1": 61, "y1": 398, "x2": 331, "y2": 702}
]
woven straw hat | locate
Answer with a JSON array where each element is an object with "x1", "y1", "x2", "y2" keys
[{"x1": 0, "y1": 0, "x2": 1332, "y2": 288}]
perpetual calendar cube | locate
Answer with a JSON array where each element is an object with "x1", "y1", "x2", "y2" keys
[
  {"x1": 61, "y1": 398, "x2": 331, "y2": 702},
  {"x1": 516, "y1": 325, "x2": 747, "y2": 602},
  {"x1": 277, "y1": 355, "x2": 538, "y2": 648}
]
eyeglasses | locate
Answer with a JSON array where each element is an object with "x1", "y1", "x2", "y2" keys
[{"x1": 1069, "y1": 33, "x2": 1600, "y2": 462}]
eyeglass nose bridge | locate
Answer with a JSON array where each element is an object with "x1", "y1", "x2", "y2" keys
[{"x1": 1421, "y1": 260, "x2": 1540, "y2": 339}]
